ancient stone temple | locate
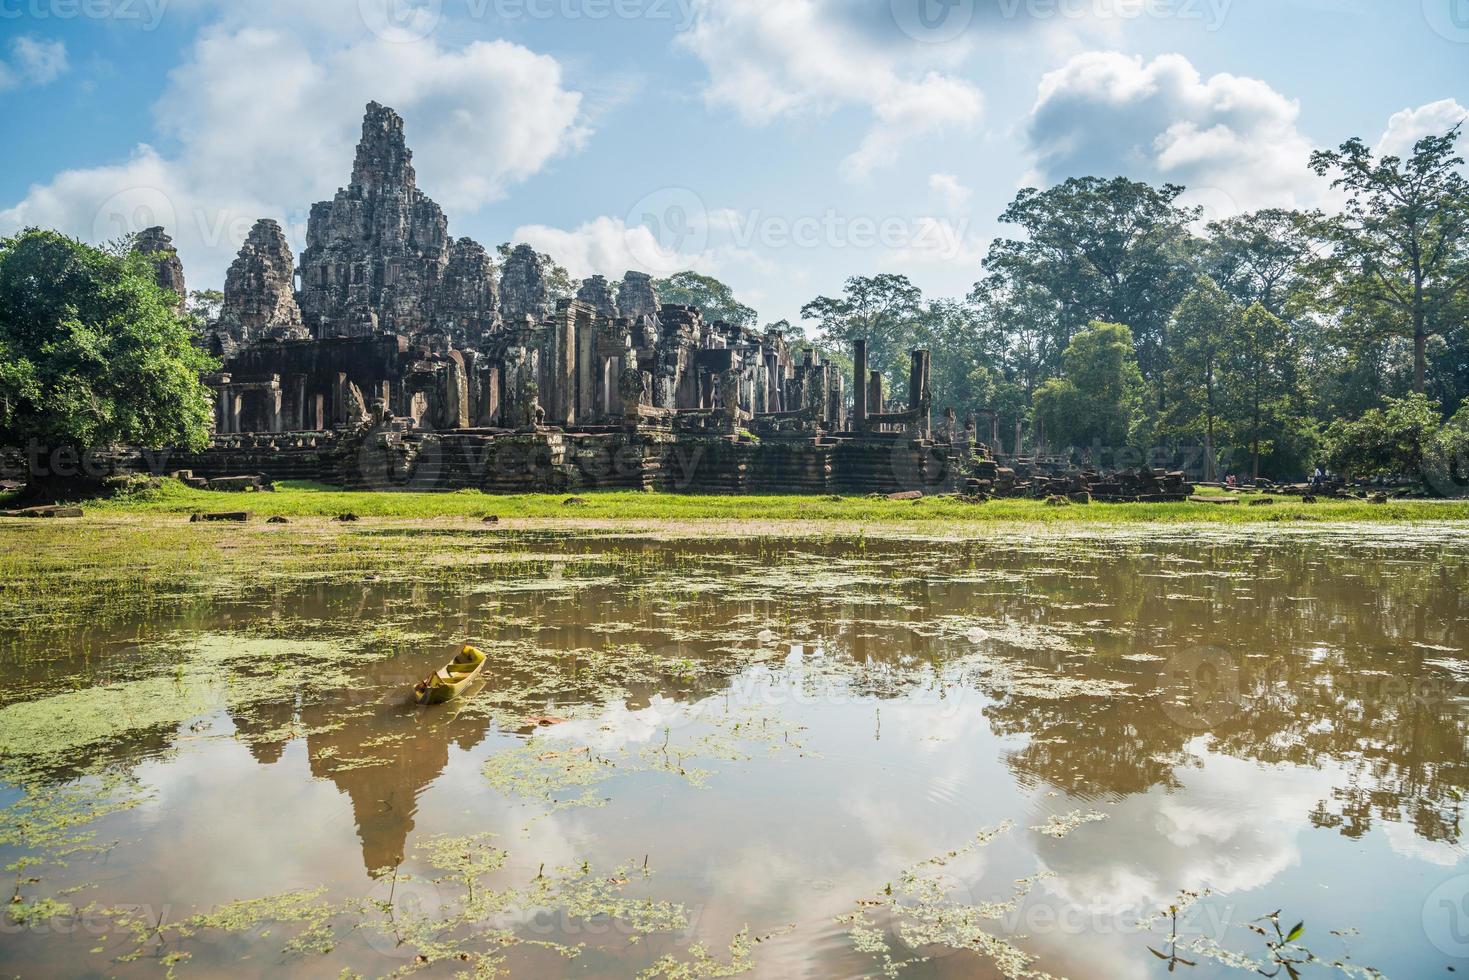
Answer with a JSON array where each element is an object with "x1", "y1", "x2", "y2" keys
[
  {"x1": 214, "y1": 219, "x2": 306, "y2": 350},
  {"x1": 296, "y1": 102, "x2": 460, "y2": 338},
  {"x1": 131, "y1": 226, "x2": 186, "y2": 307},
  {"x1": 166, "y1": 101, "x2": 980, "y2": 495}
]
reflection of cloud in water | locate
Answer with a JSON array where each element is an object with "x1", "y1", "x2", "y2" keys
[
  {"x1": 539, "y1": 695, "x2": 706, "y2": 752},
  {"x1": 1034, "y1": 753, "x2": 1336, "y2": 917},
  {"x1": 1384, "y1": 821, "x2": 1467, "y2": 868}
]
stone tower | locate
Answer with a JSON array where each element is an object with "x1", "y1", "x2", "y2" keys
[
  {"x1": 218, "y1": 218, "x2": 306, "y2": 345},
  {"x1": 576, "y1": 275, "x2": 618, "y2": 319},
  {"x1": 296, "y1": 102, "x2": 452, "y2": 338},
  {"x1": 131, "y1": 226, "x2": 186, "y2": 308},
  {"x1": 616, "y1": 271, "x2": 659, "y2": 322},
  {"x1": 433, "y1": 237, "x2": 500, "y2": 346},
  {"x1": 498, "y1": 244, "x2": 554, "y2": 321}
]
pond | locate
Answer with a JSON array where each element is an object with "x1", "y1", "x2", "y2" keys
[{"x1": 0, "y1": 523, "x2": 1465, "y2": 978}]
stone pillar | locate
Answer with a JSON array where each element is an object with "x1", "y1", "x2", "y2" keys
[
  {"x1": 909, "y1": 350, "x2": 931, "y2": 437},
  {"x1": 853, "y1": 339, "x2": 867, "y2": 429},
  {"x1": 270, "y1": 387, "x2": 284, "y2": 433},
  {"x1": 828, "y1": 375, "x2": 845, "y2": 430},
  {"x1": 868, "y1": 371, "x2": 883, "y2": 418},
  {"x1": 555, "y1": 313, "x2": 576, "y2": 425},
  {"x1": 576, "y1": 312, "x2": 594, "y2": 423}
]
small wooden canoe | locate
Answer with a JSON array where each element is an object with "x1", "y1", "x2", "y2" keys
[{"x1": 413, "y1": 645, "x2": 488, "y2": 705}]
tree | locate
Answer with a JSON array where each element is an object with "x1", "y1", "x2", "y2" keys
[
  {"x1": 1310, "y1": 124, "x2": 1469, "y2": 393},
  {"x1": 1032, "y1": 321, "x2": 1144, "y2": 450},
  {"x1": 1199, "y1": 208, "x2": 1321, "y2": 318},
  {"x1": 653, "y1": 271, "x2": 758, "y2": 328},
  {"x1": 1220, "y1": 304, "x2": 1297, "y2": 481},
  {"x1": 1163, "y1": 281, "x2": 1237, "y2": 481},
  {"x1": 982, "y1": 177, "x2": 1199, "y2": 387},
  {"x1": 910, "y1": 298, "x2": 1001, "y2": 422},
  {"x1": 0, "y1": 230, "x2": 217, "y2": 491},
  {"x1": 800, "y1": 274, "x2": 922, "y2": 395},
  {"x1": 1324, "y1": 393, "x2": 1441, "y2": 482},
  {"x1": 968, "y1": 276, "x2": 1067, "y2": 399}
]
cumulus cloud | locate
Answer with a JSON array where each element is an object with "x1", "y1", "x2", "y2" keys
[
  {"x1": 510, "y1": 215, "x2": 710, "y2": 280},
  {"x1": 1376, "y1": 98, "x2": 1469, "y2": 159},
  {"x1": 0, "y1": 36, "x2": 68, "y2": 91},
  {"x1": 1, "y1": 20, "x2": 586, "y2": 290},
  {"x1": 678, "y1": 0, "x2": 984, "y2": 179},
  {"x1": 929, "y1": 173, "x2": 974, "y2": 209},
  {"x1": 1024, "y1": 51, "x2": 1325, "y2": 215}
]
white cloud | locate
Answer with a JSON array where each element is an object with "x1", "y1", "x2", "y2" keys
[
  {"x1": 929, "y1": 173, "x2": 974, "y2": 210},
  {"x1": 1376, "y1": 98, "x2": 1469, "y2": 159},
  {"x1": 510, "y1": 215, "x2": 709, "y2": 280},
  {"x1": 1024, "y1": 51, "x2": 1325, "y2": 215},
  {"x1": 1, "y1": 23, "x2": 586, "y2": 290},
  {"x1": 678, "y1": 0, "x2": 984, "y2": 179},
  {"x1": 0, "y1": 35, "x2": 68, "y2": 91}
]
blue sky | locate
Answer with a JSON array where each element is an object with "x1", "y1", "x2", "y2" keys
[{"x1": 1, "y1": 0, "x2": 1465, "y2": 326}]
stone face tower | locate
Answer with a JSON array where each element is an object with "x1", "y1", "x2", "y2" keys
[
  {"x1": 296, "y1": 102, "x2": 452, "y2": 337},
  {"x1": 433, "y1": 237, "x2": 500, "y2": 346},
  {"x1": 131, "y1": 226, "x2": 187, "y2": 308},
  {"x1": 218, "y1": 218, "x2": 306, "y2": 345},
  {"x1": 498, "y1": 244, "x2": 554, "y2": 321}
]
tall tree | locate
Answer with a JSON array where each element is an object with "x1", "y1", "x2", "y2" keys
[
  {"x1": 1310, "y1": 124, "x2": 1469, "y2": 393},
  {"x1": 800, "y1": 274, "x2": 923, "y2": 392},
  {"x1": 1032, "y1": 321, "x2": 1144, "y2": 451},
  {"x1": 968, "y1": 277, "x2": 1067, "y2": 399},
  {"x1": 0, "y1": 230, "x2": 217, "y2": 492},
  {"x1": 910, "y1": 298, "x2": 1001, "y2": 422},
  {"x1": 1199, "y1": 208, "x2": 1321, "y2": 318},
  {"x1": 982, "y1": 177, "x2": 1199, "y2": 387},
  {"x1": 1163, "y1": 281, "x2": 1237, "y2": 481},
  {"x1": 653, "y1": 271, "x2": 758, "y2": 328},
  {"x1": 1220, "y1": 303, "x2": 1295, "y2": 481}
]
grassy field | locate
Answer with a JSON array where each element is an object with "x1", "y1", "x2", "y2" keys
[{"x1": 15, "y1": 478, "x2": 1469, "y2": 526}]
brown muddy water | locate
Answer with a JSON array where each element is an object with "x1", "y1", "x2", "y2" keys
[{"x1": 1, "y1": 524, "x2": 1467, "y2": 978}]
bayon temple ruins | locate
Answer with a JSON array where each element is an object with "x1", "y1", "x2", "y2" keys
[{"x1": 125, "y1": 103, "x2": 1192, "y2": 501}]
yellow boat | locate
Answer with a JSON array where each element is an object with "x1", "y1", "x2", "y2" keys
[{"x1": 413, "y1": 645, "x2": 488, "y2": 705}]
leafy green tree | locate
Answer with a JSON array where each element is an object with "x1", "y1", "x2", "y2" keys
[
  {"x1": 800, "y1": 274, "x2": 922, "y2": 394},
  {"x1": 911, "y1": 298, "x2": 1001, "y2": 422},
  {"x1": 1310, "y1": 124, "x2": 1469, "y2": 393},
  {"x1": 1163, "y1": 281, "x2": 1237, "y2": 480},
  {"x1": 968, "y1": 277, "x2": 1067, "y2": 399},
  {"x1": 1220, "y1": 304, "x2": 1299, "y2": 481},
  {"x1": 1032, "y1": 321, "x2": 1144, "y2": 450},
  {"x1": 982, "y1": 177, "x2": 1199, "y2": 386},
  {"x1": 653, "y1": 271, "x2": 758, "y2": 328},
  {"x1": 0, "y1": 230, "x2": 217, "y2": 489},
  {"x1": 1200, "y1": 208, "x2": 1321, "y2": 318},
  {"x1": 1323, "y1": 393, "x2": 1442, "y2": 481}
]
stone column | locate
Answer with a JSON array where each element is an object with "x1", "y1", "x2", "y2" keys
[
  {"x1": 868, "y1": 371, "x2": 883, "y2": 418},
  {"x1": 852, "y1": 339, "x2": 867, "y2": 429}
]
